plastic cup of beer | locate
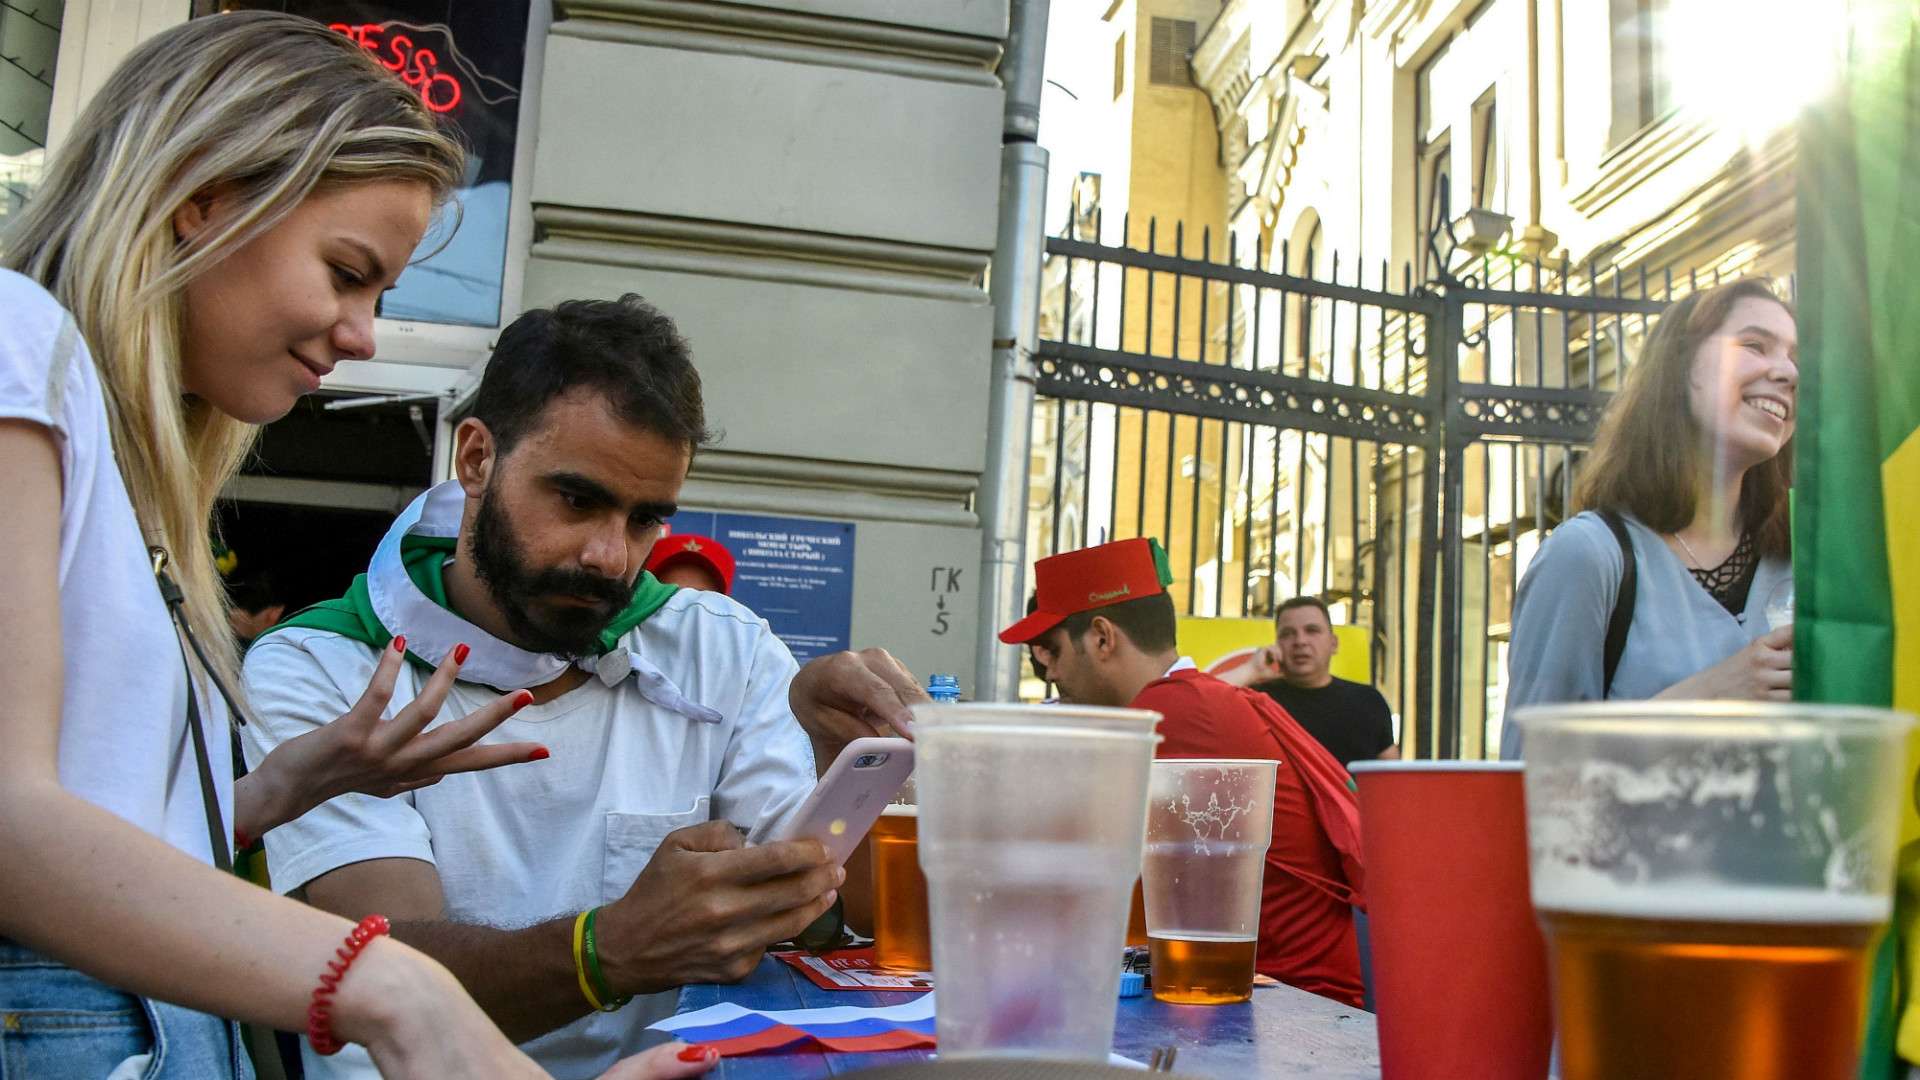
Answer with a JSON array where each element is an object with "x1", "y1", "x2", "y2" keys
[
  {"x1": 871, "y1": 783, "x2": 930, "y2": 973},
  {"x1": 1125, "y1": 878, "x2": 1149, "y2": 948},
  {"x1": 911, "y1": 702, "x2": 1161, "y2": 1061},
  {"x1": 1141, "y1": 758, "x2": 1277, "y2": 1005},
  {"x1": 1518, "y1": 702, "x2": 1912, "y2": 1080}
]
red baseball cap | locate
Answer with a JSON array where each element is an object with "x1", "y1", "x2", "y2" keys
[
  {"x1": 998, "y1": 538, "x2": 1175, "y2": 644},
  {"x1": 645, "y1": 533, "x2": 736, "y2": 594}
]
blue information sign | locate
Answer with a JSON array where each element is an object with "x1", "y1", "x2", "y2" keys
[{"x1": 663, "y1": 511, "x2": 856, "y2": 663}]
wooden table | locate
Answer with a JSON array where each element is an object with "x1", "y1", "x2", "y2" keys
[{"x1": 675, "y1": 956, "x2": 1381, "y2": 1077}]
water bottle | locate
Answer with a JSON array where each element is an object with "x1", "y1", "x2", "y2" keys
[{"x1": 927, "y1": 673, "x2": 962, "y2": 703}]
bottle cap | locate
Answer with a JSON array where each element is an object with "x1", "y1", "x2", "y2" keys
[{"x1": 1118, "y1": 971, "x2": 1145, "y2": 998}]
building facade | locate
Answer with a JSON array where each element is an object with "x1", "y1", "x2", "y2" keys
[
  {"x1": 1026, "y1": 0, "x2": 1799, "y2": 749},
  {"x1": 2, "y1": 0, "x2": 1010, "y2": 681}
]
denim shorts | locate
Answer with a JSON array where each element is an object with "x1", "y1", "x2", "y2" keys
[{"x1": 0, "y1": 938, "x2": 253, "y2": 1079}]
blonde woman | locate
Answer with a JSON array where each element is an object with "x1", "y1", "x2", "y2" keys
[{"x1": 0, "y1": 13, "x2": 711, "y2": 1078}]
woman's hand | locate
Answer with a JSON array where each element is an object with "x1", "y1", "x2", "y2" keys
[
  {"x1": 235, "y1": 637, "x2": 544, "y2": 839},
  {"x1": 599, "y1": 1043, "x2": 720, "y2": 1079},
  {"x1": 1657, "y1": 625, "x2": 1793, "y2": 702},
  {"x1": 344, "y1": 940, "x2": 719, "y2": 1079}
]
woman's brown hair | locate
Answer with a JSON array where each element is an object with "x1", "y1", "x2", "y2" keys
[{"x1": 1574, "y1": 278, "x2": 1794, "y2": 558}]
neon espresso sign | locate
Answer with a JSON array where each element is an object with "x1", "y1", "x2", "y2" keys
[{"x1": 330, "y1": 21, "x2": 465, "y2": 112}]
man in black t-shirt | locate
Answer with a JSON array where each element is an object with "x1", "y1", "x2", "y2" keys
[{"x1": 1220, "y1": 596, "x2": 1398, "y2": 768}]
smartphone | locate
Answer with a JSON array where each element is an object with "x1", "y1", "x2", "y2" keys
[{"x1": 766, "y1": 737, "x2": 915, "y2": 866}]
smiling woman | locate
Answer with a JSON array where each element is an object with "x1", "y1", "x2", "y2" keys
[
  {"x1": 1502, "y1": 279, "x2": 1799, "y2": 758},
  {"x1": 0, "y1": 12, "x2": 713, "y2": 1080}
]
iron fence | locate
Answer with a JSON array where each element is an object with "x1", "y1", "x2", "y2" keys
[{"x1": 1024, "y1": 199, "x2": 1743, "y2": 756}]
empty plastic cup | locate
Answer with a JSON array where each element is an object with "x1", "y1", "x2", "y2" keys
[
  {"x1": 1140, "y1": 759, "x2": 1277, "y2": 1005},
  {"x1": 911, "y1": 703, "x2": 1161, "y2": 1061}
]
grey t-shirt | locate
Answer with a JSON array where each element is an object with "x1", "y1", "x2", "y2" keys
[{"x1": 1501, "y1": 510, "x2": 1789, "y2": 759}]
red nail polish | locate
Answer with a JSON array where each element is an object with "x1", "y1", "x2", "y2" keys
[
  {"x1": 677, "y1": 1044, "x2": 717, "y2": 1063},
  {"x1": 391, "y1": 635, "x2": 406, "y2": 654},
  {"x1": 527, "y1": 747, "x2": 549, "y2": 761},
  {"x1": 513, "y1": 689, "x2": 535, "y2": 709},
  {"x1": 453, "y1": 643, "x2": 470, "y2": 664}
]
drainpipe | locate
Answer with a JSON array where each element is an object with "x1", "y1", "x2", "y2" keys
[
  {"x1": 1518, "y1": 0, "x2": 1559, "y2": 263},
  {"x1": 975, "y1": 0, "x2": 1051, "y2": 702}
]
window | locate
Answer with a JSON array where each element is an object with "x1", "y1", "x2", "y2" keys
[
  {"x1": 1113, "y1": 31, "x2": 1125, "y2": 99},
  {"x1": 1148, "y1": 17, "x2": 1194, "y2": 88},
  {"x1": 1609, "y1": 0, "x2": 1673, "y2": 147},
  {"x1": 1418, "y1": 131, "x2": 1452, "y2": 280},
  {"x1": 1470, "y1": 90, "x2": 1497, "y2": 210},
  {"x1": 0, "y1": 0, "x2": 63, "y2": 226},
  {"x1": 211, "y1": 1, "x2": 533, "y2": 328}
]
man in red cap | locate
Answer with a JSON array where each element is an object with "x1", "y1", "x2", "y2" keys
[
  {"x1": 1000, "y1": 538, "x2": 1366, "y2": 1008},
  {"x1": 644, "y1": 532, "x2": 735, "y2": 594}
]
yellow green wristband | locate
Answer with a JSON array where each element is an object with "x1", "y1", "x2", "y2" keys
[
  {"x1": 583, "y1": 906, "x2": 631, "y2": 1011},
  {"x1": 571, "y1": 909, "x2": 606, "y2": 1011}
]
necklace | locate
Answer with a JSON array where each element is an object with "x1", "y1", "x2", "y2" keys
[{"x1": 1672, "y1": 532, "x2": 1706, "y2": 569}]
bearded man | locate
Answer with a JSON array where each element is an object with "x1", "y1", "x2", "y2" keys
[{"x1": 243, "y1": 295, "x2": 920, "y2": 1078}]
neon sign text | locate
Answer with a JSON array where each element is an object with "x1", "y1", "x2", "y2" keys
[{"x1": 330, "y1": 22, "x2": 462, "y2": 113}]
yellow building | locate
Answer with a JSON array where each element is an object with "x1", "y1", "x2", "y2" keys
[{"x1": 1030, "y1": 0, "x2": 1234, "y2": 615}]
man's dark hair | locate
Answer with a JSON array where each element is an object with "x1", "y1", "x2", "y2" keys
[
  {"x1": 1276, "y1": 595, "x2": 1332, "y2": 624},
  {"x1": 470, "y1": 294, "x2": 715, "y2": 456},
  {"x1": 1025, "y1": 592, "x2": 1052, "y2": 683},
  {"x1": 225, "y1": 566, "x2": 281, "y2": 614},
  {"x1": 1059, "y1": 592, "x2": 1178, "y2": 654}
]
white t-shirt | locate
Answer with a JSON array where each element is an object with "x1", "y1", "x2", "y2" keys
[
  {"x1": 242, "y1": 586, "x2": 817, "y2": 1079},
  {"x1": 0, "y1": 270, "x2": 233, "y2": 865}
]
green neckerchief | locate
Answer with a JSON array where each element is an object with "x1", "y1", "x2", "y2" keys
[{"x1": 263, "y1": 534, "x2": 679, "y2": 668}]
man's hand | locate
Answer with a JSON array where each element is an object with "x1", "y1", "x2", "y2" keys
[
  {"x1": 790, "y1": 648, "x2": 931, "y2": 763},
  {"x1": 1216, "y1": 645, "x2": 1282, "y2": 688},
  {"x1": 596, "y1": 821, "x2": 841, "y2": 994}
]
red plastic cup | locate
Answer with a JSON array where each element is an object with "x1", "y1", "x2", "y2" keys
[{"x1": 1351, "y1": 761, "x2": 1551, "y2": 1080}]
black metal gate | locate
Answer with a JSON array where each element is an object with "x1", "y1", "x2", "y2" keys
[{"x1": 1028, "y1": 199, "x2": 1703, "y2": 758}]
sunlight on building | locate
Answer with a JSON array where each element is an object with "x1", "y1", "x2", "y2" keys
[{"x1": 1669, "y1": 0, "x2": 1844, "y2": 145}]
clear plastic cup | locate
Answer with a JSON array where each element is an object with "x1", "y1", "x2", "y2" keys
[
  {"x1": 911, "y1": 702, "x2": 1161, "y2": 1061},
  {"x1": 1764, "y1": 578, "x2": 1795, "y2": 631},
  {"x1": 1517, "y1": 702, "x2": 1912, "y2": 1080},
  {"x1": 1140, "y1": 759, "x2": 1277, "y2": 1005}
]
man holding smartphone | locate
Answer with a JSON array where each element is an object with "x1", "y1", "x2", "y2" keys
[{"x1": 243, "y1": 295, "x2": 924, "y2": 1078}]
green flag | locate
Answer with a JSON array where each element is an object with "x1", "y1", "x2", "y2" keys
[{"x1": 1795, "y1": 5, "x2": 1920, "y2": 1076}]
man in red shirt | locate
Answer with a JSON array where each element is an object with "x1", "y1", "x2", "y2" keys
[{"x1": 999, "y1": 538, "x2": 1366, "y2": 1008}]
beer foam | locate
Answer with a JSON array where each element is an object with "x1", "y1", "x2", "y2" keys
[
  {"x1": 880, "y1": 803, "x2": 919, "y2": 817},
  {"x1": 1533, "y1": 881, "x2": 1889, "y2": 925}
]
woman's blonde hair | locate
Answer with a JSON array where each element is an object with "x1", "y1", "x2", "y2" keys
[
  {"x1": 2, "y1": 12, "x2": 465, "y2": 687},
  {"x1": 1574, "y1": 278, "x2": 1795, "y2": 558}
]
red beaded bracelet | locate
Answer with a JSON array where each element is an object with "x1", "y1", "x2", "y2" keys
[{"x1": 307, "y1": 914, "x2": 391, "y2": 1056}]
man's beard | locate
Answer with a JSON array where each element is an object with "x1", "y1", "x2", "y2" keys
[{"x1": 468, "y1": 486, "x2": 635, "y2": 658}]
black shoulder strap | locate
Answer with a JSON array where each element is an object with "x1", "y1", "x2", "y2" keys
[
  {"x1": 151, "y1": 549, "x2": 234, "y2": 875},
  {"x1": 150, "y1": 548, "x2": 243, "y2": 1078},
  {"x1": 1597, "y1": 511, "x2": 1637, "y2": 696}
]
